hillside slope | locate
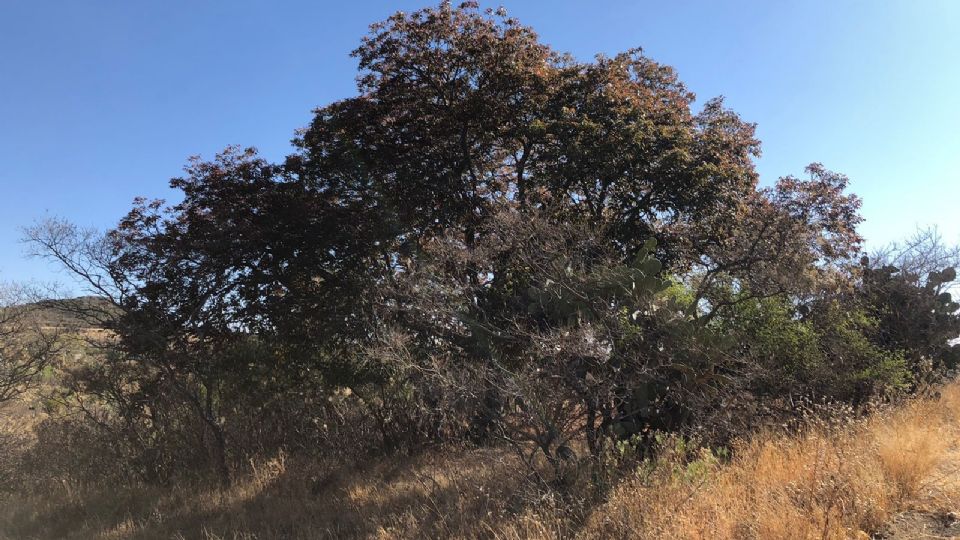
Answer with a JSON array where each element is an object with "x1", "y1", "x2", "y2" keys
[{"x1": 2, "y1": 383, "x2": 960, "y2": 539}]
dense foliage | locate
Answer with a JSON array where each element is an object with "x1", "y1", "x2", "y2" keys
[{"x1": 12, "y1": 2, "x2": 959, "y2": 492}]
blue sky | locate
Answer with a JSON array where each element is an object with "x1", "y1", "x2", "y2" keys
[{"x1": 2, "y1": 1, "x2": 959, "y2": 286}]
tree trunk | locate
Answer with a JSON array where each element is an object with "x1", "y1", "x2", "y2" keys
[
  {"x1": 203, "y1": 386, "x2": 231, "y2": 489},
  {"x1": 585, "y1": 399, "x2": 599, "y2": 458}
]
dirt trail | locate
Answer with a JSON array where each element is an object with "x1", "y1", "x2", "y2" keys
[{"x1": 883, "y1": 511, "x2": 960, "y2": 539}]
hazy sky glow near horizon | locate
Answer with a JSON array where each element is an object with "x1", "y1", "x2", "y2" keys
[{"x1": 1, "y1": 1, "x2": 959, "y2": 290}]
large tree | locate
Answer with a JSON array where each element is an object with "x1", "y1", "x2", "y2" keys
[{"x1": 23, "y1": 2, "x2": 882, "y2": 483}]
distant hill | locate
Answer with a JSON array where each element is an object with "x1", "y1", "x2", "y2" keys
[{"x1": 16, "y1": 296, "x2": 116, "y2": 330}]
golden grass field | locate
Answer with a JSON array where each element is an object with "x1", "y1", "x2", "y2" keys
[{"x1": 2, "y1": 383, "x2": 960, "y2": 539}]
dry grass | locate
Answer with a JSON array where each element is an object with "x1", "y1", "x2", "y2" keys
[
  {"x1": 3, "y1": 384, "x2": 960, "y2": 539},
  {"x1": 0, "y1": 442, "x2": 546, "y2": 540},
  {"x1": 581, "y1": 384, "x2": 960, "y2": 539}
]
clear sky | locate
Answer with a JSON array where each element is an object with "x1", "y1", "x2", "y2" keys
[{"x1": 2, "y1": 1, "x2": 959, "y2": 287}]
